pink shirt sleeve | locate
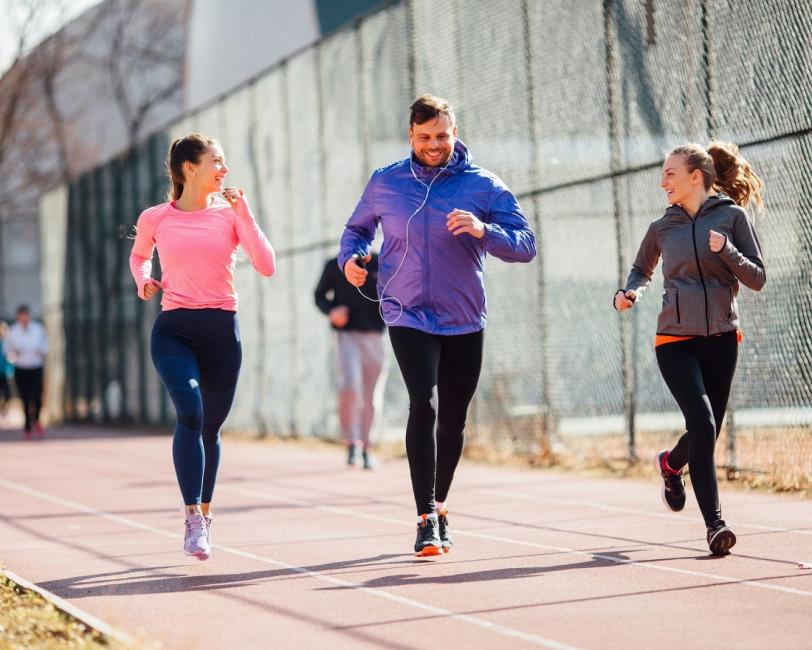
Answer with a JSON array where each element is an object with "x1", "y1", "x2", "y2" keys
[
  {"x1": 129, "y1": 208, "x2": 158, "y2": 299},
  {"x1": 233, "y1": 206, "x2": 276, "y2": 277}
]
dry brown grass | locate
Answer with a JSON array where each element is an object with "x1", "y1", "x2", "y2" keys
[
  {"x1": 0, "y1": 573, "x2": 121, "y2": 650},
  {"x1": 223, "y1": 425, "x2": 810, "y2": 497},
  {"x1": 465, "y1": 425, "x2": 811, "y2": 497}
]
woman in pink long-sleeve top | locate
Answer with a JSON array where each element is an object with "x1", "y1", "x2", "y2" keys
[{"x1": 129, "y1": 133, "x2": 275, "y2": 560}]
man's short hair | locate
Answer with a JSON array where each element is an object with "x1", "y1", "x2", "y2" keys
[
  {"x1": 410, "y1": 94, "x2": 456, "y2": 127},
  {"x1": 16, "y1": 304, "x2": 30, "y2": 315}
]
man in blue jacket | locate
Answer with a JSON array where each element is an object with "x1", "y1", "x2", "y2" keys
[{"x1": 339, "y1": 94, "x2": 536, "y2": 556}]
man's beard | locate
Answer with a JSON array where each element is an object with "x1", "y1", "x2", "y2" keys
[{"x1": 414, "y1": 148, "x2": 454, "y2": 167}]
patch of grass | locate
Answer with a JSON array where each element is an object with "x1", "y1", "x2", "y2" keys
[{"x1": 0, "y1": 573, "x2": 122, "y2": 650}]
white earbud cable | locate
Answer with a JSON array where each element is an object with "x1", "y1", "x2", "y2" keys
[{"x1": 353, "y1": 157, "x2": 450, "y2": 325}]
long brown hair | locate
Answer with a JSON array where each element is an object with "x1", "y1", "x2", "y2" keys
[
  {"x1": 670, "y1": 142, "x2": 764, "y2": 211},
  {"x1": 166, "y1": 133, "x2": 217, "y2": 201}
]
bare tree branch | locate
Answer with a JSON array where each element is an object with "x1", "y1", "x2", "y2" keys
[{"x1": 105, "y1": 0, "x2": 190, "y2": 147}]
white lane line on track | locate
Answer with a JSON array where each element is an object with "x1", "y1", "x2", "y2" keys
[
  {"x1": 0, "y1": 478, "x2": 579, "y2": 650},
  {"x1": 61, "y1": 445, "x2": 812, "y2": 538},
  {"x1": 219, "y1": 484, "x2": 812, "y2": 599},
  {"x1": 45, "y1": 449, "x2": 812, "y2": 595},
  {"x1": 476, "y1": 487, "x2": 812, "y2": 536}
]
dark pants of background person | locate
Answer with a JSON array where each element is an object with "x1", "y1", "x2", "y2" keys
[{"x1": 14, "y1": 367, "x2": 43, "y2": 432}]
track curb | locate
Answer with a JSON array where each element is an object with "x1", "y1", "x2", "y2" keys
[{"x1": 1, "y1": 567, "x2": 135, "y2": 646}]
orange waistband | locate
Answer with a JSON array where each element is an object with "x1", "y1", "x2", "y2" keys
[{"x1": 654, "y1": 330, "x2": 743, "y2": 348}]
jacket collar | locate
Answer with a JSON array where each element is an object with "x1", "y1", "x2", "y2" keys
[{"x1": 664, "y1": 193, "x2": 735, "y2": 219}]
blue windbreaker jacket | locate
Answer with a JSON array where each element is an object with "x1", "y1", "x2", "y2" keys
[{"x1": 338, "y1": 140, "x2": 536, "y2": 335}]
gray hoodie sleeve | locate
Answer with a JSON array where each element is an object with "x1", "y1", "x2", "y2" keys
[
  {"x1": 717, "y1": 210, "x2": 766, "y2": 291},
  {"x1": 623, "y1": 221, "x2": 661, "y2": 297}
]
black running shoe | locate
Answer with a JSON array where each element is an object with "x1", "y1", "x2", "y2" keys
[
  {"x1": 438, "y1": 510, "x2": 453, "y2": 553},
  {"x1": 707, "y1": 520, "x2": 736, "y2": 556},
  {"x1": 414, "y1": 514, "x2": 442, "y2": 556},
  {"x1": 655, "y1": 450, "x2": 686, "y2": 512},
  {"x1": 346, "y1": 444, "x2": 358, "y2": 466}
]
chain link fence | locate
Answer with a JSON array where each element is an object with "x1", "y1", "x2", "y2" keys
[{"x1": 39, "y1": 0, "x2": 812, "y2": 486}]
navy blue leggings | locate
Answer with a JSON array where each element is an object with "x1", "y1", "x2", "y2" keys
[{"x1": 151, "y1": 309, "x2": 242, "y2": 505}]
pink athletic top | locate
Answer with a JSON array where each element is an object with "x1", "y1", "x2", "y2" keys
[{"x1": 129, "y1": 197, "x2": 276, "y2": 311}]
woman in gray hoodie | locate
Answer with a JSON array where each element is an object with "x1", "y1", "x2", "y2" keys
[{"x1": 614, "y1": 142, "x2": 765, "y2": 556}]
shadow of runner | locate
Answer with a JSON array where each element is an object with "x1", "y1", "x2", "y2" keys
[
  {"x1": 318, "y1": 551, "x2": 634, "y2": 590},
  {"x1": 38, "y1": 553, "x2": 410, "y2": 598}
]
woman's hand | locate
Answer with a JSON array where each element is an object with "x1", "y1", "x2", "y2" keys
[
  {"x1": 142, "y1": 278, "x2": 163, "y2": 300},
  {"x1": 223, "y1": 187, "x2": 251, "y2": 220},
  {"x1": 343, "y1": 255, "x2": 371, "y2": 287},
  {"x1": 447, "y1": 209, "x2": 485, "y2": 239},
  {"x1": 614, "y1": 289, "x2": 637, "y2": 311},
  {"x1": 709, "y1": 229, "x2": 726, "y2": 253}
]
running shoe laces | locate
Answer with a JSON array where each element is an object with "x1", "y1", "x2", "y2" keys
[{"x1": 184, "y1": 514, "x2": 210, "y2": 560}]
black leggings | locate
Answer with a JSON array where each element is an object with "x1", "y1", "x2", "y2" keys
[
  {"x1": 0, "y1": 374, "x2": 11, "y2": 405},
  {"x1": 656, "y1": 332, "x2": 738, "y2": 527},
  {"x1": 151, "y1": 309, "x2": 242, "y2": 505},
  {"x1": 389, "y1": 327, "x2": 483, "y2": 515},
  {"x1": 15, "y1": 367, "x2": 44, "y2": 431}
]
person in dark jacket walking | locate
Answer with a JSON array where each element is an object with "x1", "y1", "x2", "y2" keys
[
  {"x1": 340, "y1": 94, "x2": 536, "y2": 556},
  {"x1": 315, "y1": 254, "x2": 387, "y2": 469},
  {"x1": 615, "y1": 142, "x2": 766, "y2": 556}
]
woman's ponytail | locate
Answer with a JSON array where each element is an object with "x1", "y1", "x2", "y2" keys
[
  {"x1": 670, "y1": 141, "x2": 765, "y2": 212},
  {"x1": 165, "y1": 133, "x2": 216, "y2": 201},
  {"x1": 707, "y1": 142, "x2": 764, "y2": 211}
]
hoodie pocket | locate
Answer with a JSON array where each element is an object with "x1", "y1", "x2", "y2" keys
[
  {"x1": 675, "y1": 290, "x2": 681, "y2": 323},
  {"x1": 707, "y1": 285, "x2": 737, "y2": 332},
  {"x1": 659, "y1": 288, "x2": 680, "y2": 331}
]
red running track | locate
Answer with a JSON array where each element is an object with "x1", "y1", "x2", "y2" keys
[{"x1": 0, "y1": 426, "x2": 810, "y2": 649}]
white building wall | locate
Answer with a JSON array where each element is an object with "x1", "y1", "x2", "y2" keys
[{"x1": 185, "y1": 0, "x2": 320, "y2": 110}]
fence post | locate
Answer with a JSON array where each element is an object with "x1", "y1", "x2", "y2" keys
[
  {"x1": 603, "y1": 0, "x2": 637, "y2": 462},
  {"x1": 111, "y1": 159, "x2": 129, "y2": 422},
  {"x1": 128, "y1": 147, "x2": 148, "y2": 425},
  {"x1": 405, "y1": 0, "x2": 416, "y2": 98},
  {"x1": 522, "y1": 0, "x2": 553, "y2": 451},
  {"x1": 247, "y1": 81, "x2": 270, "y2": 437},
  {"x1": 64, "y1": 184, "x2": 79, "y2": 420}
]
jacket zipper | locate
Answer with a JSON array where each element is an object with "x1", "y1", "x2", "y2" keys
[
  {"x1": 689, "y1": 215, "x2": 710, "y2": 336},
  {"x1": 675, "y1": 291, "x2": 681, "y2": 323},
  {"x1": 422, "y1": 200, "x2": 430, "y2": 310}
]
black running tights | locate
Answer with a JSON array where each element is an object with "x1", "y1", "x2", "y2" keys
[
  {"x1": 389, "y1": 327, "x2": 483, "y2": 516},
  {"x1": 656, "y1": 332, "x2": 738, "y2": 527}
]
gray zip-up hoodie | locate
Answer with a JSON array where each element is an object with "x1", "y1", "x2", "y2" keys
[{"x1": 621, "y1": 194, "x2": 766, "y2": 337}]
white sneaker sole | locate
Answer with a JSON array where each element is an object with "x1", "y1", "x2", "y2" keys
[{"x1": 709, "y1": 527, "x2": 736, "y2": 556}]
